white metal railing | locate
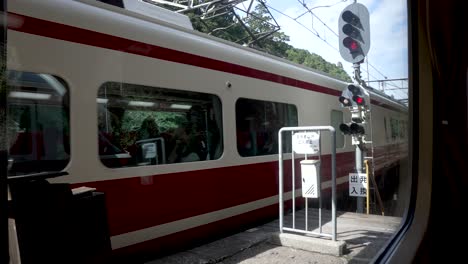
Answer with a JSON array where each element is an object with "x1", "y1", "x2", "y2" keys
[{"x1": 278, "y1": 126, "x2": 337, "y2": 241}]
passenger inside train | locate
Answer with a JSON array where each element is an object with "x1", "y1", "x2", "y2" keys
[
  {"x1": 96, "y1": 82, "x2": 223, "y2": 168},
  {"x1": 167, "y1": 124, "x2": 200, "y2": 163}
]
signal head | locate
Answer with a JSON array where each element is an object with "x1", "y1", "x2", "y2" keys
[
  {"x1": 341, "y1": 10, "x2": 363, "y2": 29},
  {"x1": 339, "y1": 123, "x2": 351, "y2": 135},
  {"x1": 342, "y1": 37, "x2": 363, "y2": 59},
  {"x1": 350, "y1": 123, "x2": 365, "y2": 134},
  {"x1": 342, "y1": 24, "x2": 364, "y2": 43},
  {"x1": 347, "y1": 84, "x2": 367, "y2": 106},
  {"x1": 338, "y1": 3, "x2": 370, "y2": 63},
  {"x1": 339, "y1": 96, "x2": 352, "y2": 107},
  {"x1": 352, "y1": 95, "x2": 365, "y2": 105},
  {"x1": 340, "y1": 123, "x2": 365, "y2": 135},
  {"x1": 347, "y1": 84, "x2": 360, "y2": 94}
]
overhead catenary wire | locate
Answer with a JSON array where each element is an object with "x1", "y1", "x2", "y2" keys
[
  {"x1": 268, "y1": 0, "x2": 392, "y2": 80},
  {"x1": 265, "y1": 3, "x2": 339, "y2": 52},
  {"x1": 266, "y1": 0, "x2": 407, "y2": 100}
]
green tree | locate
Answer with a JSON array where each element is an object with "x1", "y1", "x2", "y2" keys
[
  {"x1": 286, "y1": 48, "x2": 352, "y2": 82},
  {"x1": 243, "y1": 4, "x2": 292, "y2": 57},
  {"x1": 186, "y1": 3, "x2": 351, "y2": 82}
]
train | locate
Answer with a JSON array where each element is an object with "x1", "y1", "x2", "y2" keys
[{"x1": 5, "y1": 0, "x2": 409, "y2": 262}]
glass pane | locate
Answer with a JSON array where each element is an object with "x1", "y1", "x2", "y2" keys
[
  {"x1": 98, "y1": 82, "x2": 223, "y2": 168},
  {"x1": 236, "y1": 98, "x2": 298, "y2": 157},
  {"x1": 7, "y1": 71, "x2": 70, "y2": 176}
]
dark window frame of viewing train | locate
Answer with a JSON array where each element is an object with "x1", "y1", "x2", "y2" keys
[
  {"x1": 6, "y1": 70, "x2": 70, "y2": 177},
  {"x1": 235, "y1": 98, "x2": 298, "y2": 157},
  {"x1": 97, "y1": 82, "x2": 223, "y2": 168}
]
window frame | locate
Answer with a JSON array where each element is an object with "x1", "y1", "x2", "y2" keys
[
  {"x1": 235, "y1": 97, "x2": 298, "y2": 157},
  {"x1": 96, "y1": 81, "x2": 224, "y2": 168},
  {"x1": 6, "y1": 70, "x2": 71, "y2": 177}
]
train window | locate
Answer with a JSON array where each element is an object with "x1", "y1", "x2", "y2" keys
[
  {"x1": 399, "y1": 120, "x2": 406, "y2": 139},
  {"x1": 330, "y1": 110, "x2": 345, "y2": 148},
  {"x1": 97, "y1": 82, "x2": 223, "y2": 168},
  {"x1": 384, "y1": 117, "x2": 389, "y2": 143},
  {"x1": 236, "y1": 98, "x2": 298, "y2": 157},
  {"x1": 6, "y1": 70, "x2": 70, "y2": 176},
  {"x1": 390, "y1": 117, "x2": 399, "y2": 141}
]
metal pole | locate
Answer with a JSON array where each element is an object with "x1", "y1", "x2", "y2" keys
[
  {"x1": 366, "y1": 160, "x2": 370, "y2": 214},
  {"x1": 356, "y1": 143, "x2": 364, "y2": 213},
  {"x1": 0, "y1": 0, "x2": 9, "y2": 261},
  {"x1": 318, "y1": 132, "x2": 322, "y2": 234},
  {"x1": 305, "y1": 198, "x2": 308, "y2": 231},
  {"x1": 331, "y1": 129, "x2": 337, "y2": 241},
  {"x1": 304, "y1": 152, "x2": 307, "y2": 231},
  {"x1": 278, "y1": 131, "x2": 283, "y2": 233},
  {"x1": 291, "y1": 133, "x2": 295, "y2": 229}
]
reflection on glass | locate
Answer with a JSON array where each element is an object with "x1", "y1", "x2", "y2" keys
[
  {"x1": 6, "y1": 70, "x2": 70, "y2": 176},
  {"x1": 97, "y1": 82, "x2": 223, "y2": 168}
]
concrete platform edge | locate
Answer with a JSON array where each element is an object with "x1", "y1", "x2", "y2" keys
[{"x1": 269, "y1": 232, "x2": 346, "y2": 256}]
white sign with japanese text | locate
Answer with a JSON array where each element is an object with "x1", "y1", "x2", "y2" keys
[
  {"x1": 349, "y1": 173, "x2": 368, "y2": 197},
  {"x1": 292, "y1": 132, "x2": 320, "y2": 154}
]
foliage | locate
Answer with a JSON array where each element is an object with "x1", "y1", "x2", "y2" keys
[
  {"x1": 122, "y1": 110, "x2": 185, "y2": 133},
  {"x1": 119, "y1": 110, "x2": 186, "y2": 148},
  {"x1": 188, "y1": 3, "x2": 351, "y2": 82}
]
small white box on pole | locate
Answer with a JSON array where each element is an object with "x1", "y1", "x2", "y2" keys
[{"x1": 300, "y1": 159, "x2": 320, "y2": 198}]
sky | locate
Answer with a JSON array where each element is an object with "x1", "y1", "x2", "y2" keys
[{"x1": 242, "y1": 0, "x2": 409, "y2": 100}]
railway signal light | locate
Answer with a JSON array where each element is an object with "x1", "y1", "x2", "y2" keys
[
  {"x1": 339, "y1": 96, "x2": 352, "y2": 107},
  {"x1": 338, "y1": 83, "x2": 370, "y2": 142},
  {"x1": 338, "y1": 3, "x2": 370, "y2": 63},
  {"x1": 340, "y1": 123, "x2": 351, "y2": 135},
  {"x1": 339, "y1": 84, "x2": 369, "y2": 109},
  {"x1": 340, "y1": 123, "x2": 365, "y2": 135}
]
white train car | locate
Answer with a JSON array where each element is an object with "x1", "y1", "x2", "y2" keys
[{"x1": 6, "y1": 0, "x2": 408, "y2": 261}]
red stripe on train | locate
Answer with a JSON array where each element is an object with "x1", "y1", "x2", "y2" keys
[
  {"x1": 8, "y1": 12, "x2": 405, "y2": 112},
  {"x1": 72, "y1": 152, "x2": 355, "y2": 236},
  {"x1": 71, "y1": 143, "x2": 405, "y2": 237},
  {"x1": 8, "y1": 12, "x2": 338, "y2": 97}
]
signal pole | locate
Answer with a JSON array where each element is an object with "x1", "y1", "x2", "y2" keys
[
  {"x1": 353, "y1": 63, "x2": 366, "y2": 213},
  {"x1": 355, "y1": 142, "x2": 364, "y2": 213},
  {"x1": 338, "y1": 2, "x2": 371, "y2": 213}
]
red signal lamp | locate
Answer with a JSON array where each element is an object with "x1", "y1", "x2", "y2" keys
[
  {"x1": 343, "y1": 37, "x2": 363, "y2": 59},
  {"x1": 353, "y1": 95, "x2": 365, "y2": 105},
  {"x1": 343, "y1": 37, "x2": 360, "y2": 51}
]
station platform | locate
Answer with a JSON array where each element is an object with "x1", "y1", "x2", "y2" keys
[{"x1": 147, "y1": 208, "x2": 401, "y2": 264}]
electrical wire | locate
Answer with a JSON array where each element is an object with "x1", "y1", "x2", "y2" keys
[{"x1": 265, "y1": 3, "x2": 339, "y2": 52}]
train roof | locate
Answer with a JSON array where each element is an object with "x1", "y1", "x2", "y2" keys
[
  {"x1": 17, "y1": 0, "x2": 407, "y2": 113},
  {"x1": 114, "y1": 1, "x2": 407, "y2": 110}
]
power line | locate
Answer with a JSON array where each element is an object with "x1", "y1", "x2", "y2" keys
[
  {"x1": 367, "y1": 61, "x2": 388, "y2": 79},
  {"x1": 255, "y1": 1, "x2": 406, "y2": 100},
  {"x1": 296, "y1": 0, "x2": 340, "y2": 38},
  {"x1": 367, "y1": 78, "x2": 408, "y2": 82},
  {"x1": 265, "y1": 4, "x2": 339, "y2": 52}
]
